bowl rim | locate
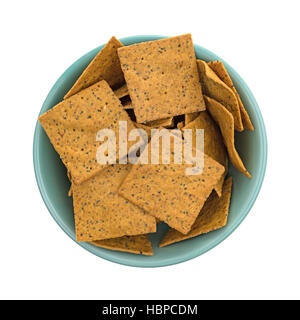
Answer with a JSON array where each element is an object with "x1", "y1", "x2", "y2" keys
[{"x1": 33, "y1": 35, "x2": 268, "y2": 268}]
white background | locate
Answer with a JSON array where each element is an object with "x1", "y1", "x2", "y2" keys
[{"x1": 1, "y1": 0, "x2": 299, "y2": 300}]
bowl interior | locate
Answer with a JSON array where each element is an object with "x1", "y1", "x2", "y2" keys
[{"x1": 33, "y1": 35, "x2": 267, "y2": 267}]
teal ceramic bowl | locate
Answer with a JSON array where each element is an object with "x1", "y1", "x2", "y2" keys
[{"x1": 33, "y1": 35, "x2": 267, "y2": 267}]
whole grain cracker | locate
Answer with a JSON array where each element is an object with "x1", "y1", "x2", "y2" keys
[
  {"x1": 197, "y1": 60, "x2": 243, "y2": 131},
  {"x1": 182, "y1": 111, "x2": 228, "y2": 196},
  {"x1": 208, "y1": 61, "x2": 254, "y2": 130},
  {"x1": 90, "y1": 234, "x2": 153, "y2": 255},
  {"x1": 204, "y1": 95, "x2": 251, "y2": 178},
  {"x1": 118, "y1": 140, "x2": 225, "y2": 234},
  {"x1": 39, "y1": 80, "x2": 137, "y2": 185},
  {"x1": 145, "y1": 117, "x2": 174, "y2": 128},
  {"x1": 118, "y1": 34, "x2": 205, "y2": 123},
  {"x1": 64, "y1": 37, "x2": 124, "y2": 99},
  {"x1": 68, "y1": 184, "x2": 73, "y2": 197},
  {"x1": 72, "y1": 164, "x2": 156, "y2": 241},
  {"x1": 160, "y1": 177, "x2": 232, "y2": 247}
]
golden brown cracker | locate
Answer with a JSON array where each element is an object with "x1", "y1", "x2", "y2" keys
[
  {"x1": 118, "y1": 142, "x2": 225, "y2": 234},
  {"x1": 197, "y1": 60, "x2": 243, "y2": 131},
  {"x1": 90, "y1": 234, "x2": 153, "y2": 255},
  {"x1": 182, "y1": 111, "x2": 228, "y2": 196},
  {"x1": 72, "y1": 164, "x2": 156, "y2": 241},
  {"x1": 118, "y1": 34, "x2": 205, "y2": 123},
  {"x1": 39, "y1": 80, "x2": 137, "y2": 185},
  {"x1": 64, "y1": 37, "x2": 124, "y2": 99},
  {"x1": 114, "y1": 83, "x2": 129, "y2": 99},
  {"x1": 208, "y1": 61, "x2": 254, "y2": 130},
  {"x1": 204, "y1": 95, "x2": 251, "y2": 178},
  {"x1": 208, "y1": 61, "x2": 234, "y2": 87},
  {"x1": 160, "y1": 177, "x2": 232, "y2": 247}
]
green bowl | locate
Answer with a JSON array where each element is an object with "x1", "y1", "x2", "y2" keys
[{"x1": 33, "y1": 35, "x2": 267, "y2": 267}]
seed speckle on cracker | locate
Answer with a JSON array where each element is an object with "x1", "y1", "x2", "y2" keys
[{"x1": 39, "y1": 80, "x2": 137, "y2": 185}]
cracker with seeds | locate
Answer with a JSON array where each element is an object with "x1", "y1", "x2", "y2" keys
[
  {"x1": 208, "y1": 61, "x2": 254, "y2": 130},
  {"x1": 118, "y1": 141, "x2": 225, "y2": 234},
  {"x1": 160, "y1": 177, "x2": 232, "y2": 247},
  {"x1": 204, "y1": 95, "x2": 251, "y2": 178},
  {"x1": 64, "y1": 37, "x2": 124, "y2": 99},
  {"x1": 118, "y1": 34, "x2": 205, "y2": 123},
  {"x1": 73, "y1": 164, "x2": 156, "y2": 241},
  {"x1": 182, "y1": 111, "x2": 228, "y2": 196},
  {"x1": 134, "y1": 122, "x2": 153, "y2": 141},
  {"x1": 90, "y1": 234, "x2": 153, "y2": 255},
  {"x1": 39, "y1": 80, "x2": 137, "y2": 185},
  {"x1": 197, "y1": 60, "x2": 243, "y2": 131}
]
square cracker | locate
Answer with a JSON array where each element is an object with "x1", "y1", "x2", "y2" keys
[
  {"x1": 159, "y1": 177, "x2": 232, "y2": 247},
  {"x1": 208, "y1": 61, "x2": 254, "y2": 130},
  {"x1": 182, "y1": 111, "x2": 228, "y2": 196},
  {"x1": 64, "y1": 36, "x2": 124, "y2": 99},
  {"x1": 114, "y1": 84, "x2": 129, "y2": 99},
  {"x1": 118, "y1": 142, "x2": 225, "y2": 234},
  {"x1": 72, "y1": 164, "x2": 156, "y2": 241},
  {"x1": 118, "y1": 34, "x2": 205, "y2": 123},
  {"x1": 90, "y1": 234, "x2": 153, "y2": 255},
  {"x1": 39, "y1": 80, "x2": 137, "y2": 185}
]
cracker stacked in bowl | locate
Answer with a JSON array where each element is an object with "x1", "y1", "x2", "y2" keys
[{"x1": 39, "y1": 34, "x2": 253, "y2": 255}]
